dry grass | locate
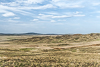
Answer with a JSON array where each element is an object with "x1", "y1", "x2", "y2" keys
[
  {"x1": 10, "y1": 33, "x2": 100, "y2": 44},
  {"x1": 0, "y1": 34, "x2": 100, "y2": 66}
]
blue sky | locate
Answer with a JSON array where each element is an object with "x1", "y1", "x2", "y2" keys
[{"x1": 0, "y1": 0, "x2": 100, "y2": 34}]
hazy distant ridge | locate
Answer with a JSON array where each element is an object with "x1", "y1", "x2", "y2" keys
[{"x1": 0, "y1": 32, "x2": 60, "y2": 35}]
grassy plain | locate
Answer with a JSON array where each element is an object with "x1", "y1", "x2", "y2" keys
[{"x1": 0, "y1": 34, "x2": 100, "y2": 67}]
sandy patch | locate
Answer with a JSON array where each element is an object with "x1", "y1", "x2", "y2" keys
[
  {"x1": 0, "y1": 45, "x2": 10, "y2": 47},
  {"x1": 0, "y1": 57, "x2": 7, "y2": 59},
  {"x1": 36, "y1": 46, "x2": 53, "y2": 49},
  {"x1": 20, "y1": 47, "x2": 34, "y2": 48}
]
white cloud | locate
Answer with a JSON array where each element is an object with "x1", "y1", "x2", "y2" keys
[
  {"x1": 0, "y1": 10, "x2": 7, "y2": 13},
  {"x1": 25, "y1": 0, "x2": 44, "y2": 4},
  {"x1": 2, "y1": 12, "x2": 15, "y2": 17},
  {"x1": 74, "y1": 11, "x2": 82, "y2": 14},
  {"x1": 0, "y1": 0, "x2": 50, "y2": 10},
  {"x1": 96, "y1": 11, "x2": 100, "y2": 13},
  {"x1": 51, "y1": 20, "x2": 56, "y2": 22},
  {"x1": 38, "y1": 14, "x2": 72, "y2": 19},
  {"x1": 73, "y1": 15, "x2": 85, "y2": 17},
  {"x1": 16, "y1": 0, "x2": 44, "y2": 4},
  {"x1": 56, "y1": 3, "x2": 84, "y2": 8},
  {"x1": 52, "y1": 15, "x2": 71, "y2": 18},
  {"x1": 1, "y1": 18, "x2": 19, "y2": 23},
  {"x1": 38, "y1": 4, "x2": 55, "y2": 9},
  {"x1": 0, "y1": 5, "x2": 33, "y2": 16},
  {"x1": 58, "y1": 20, "x2": 66, "y2": 21},
  {"x1": 52, "y1": 0, "x2": 60, "y2": 2},
  {"x1": 33, "y1": 19, "x2": 39, "y2": 21},
  {"x1": 51, "y1": 0, "x2": 84, "y2": 8},
  {"x1": 0, "y1": 5, "x2": 15, "y2": 10},
  {"x1": 38, "y1": 14, "x2": 53, "y2": 19},
  {"x1": 39, "y1": 14, "x2": 44, "y2": 15},
  {"x1": 0, "y1": 3, "x2": 54, "y2": 18},
  {"x1": 37, "y1": 13, "x2": 85, "y2": 20},
  {"x1": 38, "y1": 14, "x2": 72, "y2": 20},
  {"x1": 45, "y1": 12, "x2": 58, "y2": 15},
  {"x1": 1, "y1": 2, "x2": 19, "y2": 6},
  {"x1": 13, "y1": 17, "x2": 20, "y2": 19},
  {"x1": 96, "y1": 16, "x2": 100, "y2": 18},
  {"x1": 92, "y1": 3, "x2": 100, "y2": 6},
  {"x1": 18, "y1": 4, "x2": 55, "y2": 10},
  {"x1": 8, "y1": 19, "x2": 17, "y2": 22}
]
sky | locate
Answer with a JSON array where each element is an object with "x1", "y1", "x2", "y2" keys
[{"x1": 0, "y1": 0, "x2": 100, "y2": 34}]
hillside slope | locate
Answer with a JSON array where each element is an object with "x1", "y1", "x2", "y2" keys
[{"x1": 12, "y1": 33, "x2": 100, "y2": 43}]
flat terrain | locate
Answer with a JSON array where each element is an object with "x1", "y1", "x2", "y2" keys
[{"x1": 1, "y1": 34, "x2": 100, "y2": 67}]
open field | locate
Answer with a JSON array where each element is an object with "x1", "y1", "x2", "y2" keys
[{"x1": 1, "y1": 33, "x2": 100, "y2": 66}]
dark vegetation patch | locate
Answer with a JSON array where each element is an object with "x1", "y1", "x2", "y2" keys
[
  {"x1": 89, "y1": 44, "x2": 100, "y2": 46},
  {"x1": 58, "y1": 43, "x2": 69, "y2": 46},
  {"x1": 0, "y1": 48, "x2": 19, "y2": 51},
  {"x1": 20, "y1": 48, "x2": 35, "y2": 52},
  {"x1": 0, "y1": 43, "x2": 10, "y2": 44}
]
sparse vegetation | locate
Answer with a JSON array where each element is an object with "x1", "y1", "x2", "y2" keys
[
  {"x1": 11, "y1": 33, "x2": 100, "y2": 44},
  {"x1": 20, "y1": 48, "x2": 35, "y2": 52},
  {"x1": 0, "y1": 33, "x2": 100, "y2": 66},
  {"x1": 58, "y1": 43, "x2": 69, "y2": 46}
]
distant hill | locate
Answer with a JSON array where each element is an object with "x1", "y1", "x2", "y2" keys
[
  {"x1": 21, "y1": 32, "x2": 42, "y2": 35},
  {"x1": 0, "y1": 32, "x2": 41, "y2": 35},
  {"x1": 0, "y1": 32, "x2": 60, "y2": 36}
]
